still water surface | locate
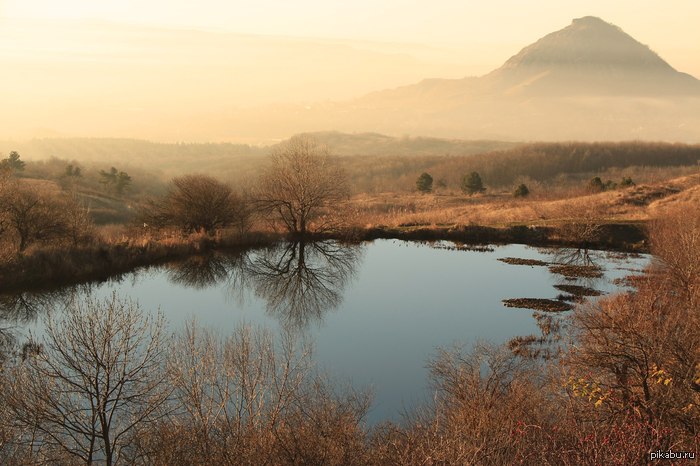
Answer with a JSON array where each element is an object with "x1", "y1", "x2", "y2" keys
[{"x1": 1, "y1": 240, "x2": 648, "y2": 423}]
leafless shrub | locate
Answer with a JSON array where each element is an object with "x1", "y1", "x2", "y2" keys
[
  {"x1": 564, "y1": 275, "x2": 700, "y2": 461},
  {"x1": 555, "y1": 201, "x2": 606, "y2": 244},
  {"x1": 649, "y1": 204, "x2": 700, "y2": 304},
  {"x1": 142, "y1": 174, "x2": 249, "y2": 235},
  {"x1": 0, "y1": 184, "x2": 67, "y2": 253},
  {"x1": 136, "y1": 320, "x2": 370, "y2": 464},
  {"x1": 0, "y1": 178, "x2": 94, "y2": 254},
  {"x1": 0, "y1": 294, "x2": 172, "y2": 465},
  {"x1": 62, "y1": 191, "x2": 96, "y2": 247},
  {"x1": 370, "y1": 343, "x2": 554, "y2": 465}
]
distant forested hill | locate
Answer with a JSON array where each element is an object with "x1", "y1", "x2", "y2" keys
[
  {"x1": 0, "y1": 138, "x2": 266, "y2": 178},
  {"x1": 2, "y1": 136, "x2": 698, "y2": 193},
  {"x1": 0, "y1": 134, "x2": 516, "y2": 180}
]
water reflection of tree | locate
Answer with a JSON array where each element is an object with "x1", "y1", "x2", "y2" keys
[
  {"x1": 0, "y1": 288, "x2": 81, "y2": 325},
  {"x1": 546, "y1": 247, "x2": 605, "y2": 289},
  {"x1": 166, "y1": 252, "x2": 245, "y2": 289},
  {"x1": 548, "y1": 248, "x2": 598, "y2": 267},
  {"x1": 245, "y1": 241, "x2": 363, "y2": 330},
  {"x1": 0, "y1": 286, "x2": 87, "y2": 362}
]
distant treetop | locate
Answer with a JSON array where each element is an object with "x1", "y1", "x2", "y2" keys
[{"x1": 1, "y1": 151, "x2": 25, "y2": 172}]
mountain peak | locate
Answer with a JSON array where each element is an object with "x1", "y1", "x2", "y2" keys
[
  {"x1": 570, "y1": 15, "x2": 614, "y2": 27},
  {"x1": 500, "y1": 16, "x2": 673, "y2": 72}
]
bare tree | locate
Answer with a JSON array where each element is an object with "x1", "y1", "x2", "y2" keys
[
  {"x1": 0, "y1": 167, "x2": 11, "y2": 243},
  {"x1": 554, "y1": 200, "x2": 605, "y2": 245},
  {"x1": 0, "y1": 184, "x2": 94, "y2": 253},
  {"x1": 62, "y1": 191, "x2": 96, "y2": 247},
  {"x1": 649, "y1": 204, "x2": 700, "y2": 304},
  {"x1": 143, "y1": 174, "x2": 248, "y2": 235},
  {"x1": 255, "y1": 135, "x2": 349, "y2": 236},
  {"x1": 1, "y1": 294, "x2": 172, "y2": 465},
  {"x1": 0, "y1": 185, "x2": 69, "y2": 253}
]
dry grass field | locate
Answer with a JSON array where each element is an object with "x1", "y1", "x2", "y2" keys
[{"x1": 342, "y1": 173, "x2": 700, "y2": 230}]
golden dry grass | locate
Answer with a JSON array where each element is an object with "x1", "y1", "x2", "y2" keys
[{"x1": 342, "y1": 173, "x2": 700, "y2": 229}]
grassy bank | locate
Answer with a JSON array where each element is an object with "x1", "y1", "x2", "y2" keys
[
  {"x1": 338, "y1": 221, "x2": 647, "y2": 252},
  {"x1": 4, "y1": 170, "x2": 697, "y2": 292},
  {"x1": 0, "y1": 219, "x2": 648, "y2": 293},
  {"x1": 0, "y1": 230, "x2": 280, "y2": 293}
]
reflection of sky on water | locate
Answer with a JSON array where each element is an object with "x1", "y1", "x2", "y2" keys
[{"x1": 0, "y1": 240, "x2": 649, "y2": 424}]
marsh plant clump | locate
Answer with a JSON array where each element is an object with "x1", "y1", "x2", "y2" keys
[
  {"x1": 502, "y1": 298, "x2": 573, "y2": 313},
  {"x1": 553, "y1": 284, "x2": 602, "y2": 297},
  {"x1": 549, "y1": 264, "x2": 604, "y2": 278},
  {"x1": 498, "y1": 257, "x2": 549, "y2": 266}
]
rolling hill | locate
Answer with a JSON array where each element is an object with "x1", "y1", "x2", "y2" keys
[{"x1": 265, "y1": 17, "x2": 700, "y2": 142}]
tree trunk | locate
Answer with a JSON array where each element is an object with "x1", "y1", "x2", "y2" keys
[{"x1": 18, "y1": 233, "x2": 28, "y2": 252}]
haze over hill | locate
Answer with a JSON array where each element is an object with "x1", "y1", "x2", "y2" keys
[
  {"x1": 279, "y1": 17, "x2": 700, "y2": 142},
  {"x1": 2, "y1": 16, "x2": 699, "y2": 143},
  {"x1": 0, "y1": 133, "x2": 516, "y2": 175}
]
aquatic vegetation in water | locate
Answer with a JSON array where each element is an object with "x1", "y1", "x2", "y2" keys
[
  {"x1": 549, "y1": 264, "x2": 604, "y2": 278},
  {"x1": 498, "y1": 257, "x2": 549, "y2": 266},
  {"x1": 553, "y1": 284, "x2": 602, "y2": 297},
  {"x1": 502, "y1": 298, "x2": 573, "y2": 313}
]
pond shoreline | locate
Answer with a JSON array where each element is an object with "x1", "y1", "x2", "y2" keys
[
  {"x1": 0, "y1": 221, "x2": 646, "y2": 293},
  {"x1": 344, "y1": 222, "x2": 647, "y2": 252}
]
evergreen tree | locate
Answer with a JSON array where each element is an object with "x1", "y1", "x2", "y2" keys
[
  {"x1": 1, "y1": 151, "x2": 25, "y2": 171},
  {"x1": 416, "y1": 172, "x2": 433, "y2": 193},
  {"x1": 588, "y1": 177, "x2": 605, "y2": 192},
  {"x1": 513, "y1": 184, "x2": 530, "y2": 198},
  {"x1": 461, "y1": 172, "x2": 485, "y2": 195}
]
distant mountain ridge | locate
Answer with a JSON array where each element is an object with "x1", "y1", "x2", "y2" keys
[
  {"x1": 501, "y1": 16, "x2": 672, "y2": 71},
  {"x1": 291, "y1": 16, "x2": 700, "y2": 142},
  {"x1": 3, "y1": 17, "x2": 699, "y2": 143},
  {"x1": 489, "y1": 16, "x2": 700, "y2": 96},
  {"x1": 357, "y1": 16, "x2": 700, "y2": 104}
]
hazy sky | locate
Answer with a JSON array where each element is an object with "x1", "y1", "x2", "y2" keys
[
  {"x1": 1, "y1": 1, "x2": 699, "y2": 142},
  {"x1": 2, "y1": 0, "x2": 699, "y2": 76}
]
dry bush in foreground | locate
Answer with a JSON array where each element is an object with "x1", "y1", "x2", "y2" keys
[
  {"x1": 565, "y1": 274, "x2": 700, "y2": 463},
  {"x1": 134, "y1": 321, "x2": 370, "y2": 465},
  {"x1": 649, "y1": 204, "x2": 700, "y2": 304},
  {"x1": 1, "y1": 200, "x2": 699, "y2": 465},
  {"x1": 370, "y1": 343, "x2": 557, "y2": 465},
  {"x1": 0, "y1": 295, "x2": 171, "y2": 465}
]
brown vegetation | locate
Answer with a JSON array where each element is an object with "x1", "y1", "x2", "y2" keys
[
  {"x1": 553, "y1": 284, "x2": 602, "y2": 297},
  {"x1": 255, "y1": 135, "x2": 349, "y2": 236},
  {"x1": 0, "y1": 171, "x2": 94, "y2": 253},
  {"x1": 549, "y1": 264, "x2": 604, "y2": 279},
  {"x1": 649, "y1": 203, "x2": 700, "y2": 304},
  {"x1": 502, "y1": 298, "x2": 573, "y2": 313},
  {"x1": 2, "y1": 295, "x2": 171, "y2": 465},
  {"x1": 2, "y1": 138, "x2": 698, "y2": 292},
  {"x1": 498, "y1": 257, "x2": 549, "y2": 266},
  {"x1": 0, "y1": 205, "x2": 698, "y2": 464},
  {"x1": 0, "y1": 300, "x2": 371, "y2": 465},
  {"x1": 141, "y1": 174, "x2": 249, "y2": 235}
]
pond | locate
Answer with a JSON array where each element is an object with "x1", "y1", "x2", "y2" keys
[{"x1": 0, "y1": 240, "x2": 648, "y2": 424}]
